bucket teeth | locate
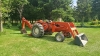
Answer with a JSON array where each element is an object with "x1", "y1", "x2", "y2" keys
[{"x1": 74, "y1": 33, "x2": 88, "y2": 47}]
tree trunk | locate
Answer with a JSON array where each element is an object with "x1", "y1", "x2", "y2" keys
[
  {"x1": 11, "y1": 19, "x2": 13, "y2": 24},
  {"x1": 4, "y1": 19, "x2": 5, "y2": 24},
  {"x1": 0, "y1": 0, "x2": 3, "y2": 32},
  {"x1": 32, "y1": 19, "x2": 33, "y2": 23},
  {"x1": 0, "y1": 12, "x2": 3, "y2": 32},
  {"x1": 0, "y1": 19, "x2": 3, "y2": 32},
  {"x1": 17, "y1": 5, "x2": 24, "y2": 22}
]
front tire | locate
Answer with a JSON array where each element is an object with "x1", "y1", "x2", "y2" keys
[
  {"x1": 32, "y1": 23, "x2": 44, "y2": 38},
  {"x1": 55, "y1": 32, "x2": 65, "y2": 42}
]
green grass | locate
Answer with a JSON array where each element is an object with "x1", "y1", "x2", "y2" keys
[{"x1": 0, "y1": 26, "x2": 100, "y2": 56}]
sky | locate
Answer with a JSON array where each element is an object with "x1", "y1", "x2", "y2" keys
[{"x1": 72, "y1": 0, "x2": 77, "y2": 6}]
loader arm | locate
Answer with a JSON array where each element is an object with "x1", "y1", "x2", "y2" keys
[
  {"x1": 67, "y1": 22, "x2": 88, "y2": 46},
  {"x1": 67, "y1": 22, "x2": 79, "y2": 39}
]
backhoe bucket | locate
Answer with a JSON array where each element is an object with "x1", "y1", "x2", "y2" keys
[
  {"x1": 21, "y1": 29, "x2": 27, "y2": 34},
  {"x1": 74, "y1": 33, "x2": 88, "y2": 47}
]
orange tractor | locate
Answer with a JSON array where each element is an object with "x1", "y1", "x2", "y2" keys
[{"x1": 21, "y1": 17, "x2": 88, "y2": 46}]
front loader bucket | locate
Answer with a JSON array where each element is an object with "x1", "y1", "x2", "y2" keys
[{"x1": 74, "y1": 33, "x2": 88, "y2": 47}]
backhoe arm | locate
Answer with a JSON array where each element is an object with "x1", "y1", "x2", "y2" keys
[{"x1": 21, "y1": 17, "x2": 33, "y2": 34}]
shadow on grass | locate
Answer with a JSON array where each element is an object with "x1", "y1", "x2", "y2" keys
[
  {"x1": 10, "y1": 33, "x2": 21, "y2": 34},
  {"x1": 68, "y1": 40, "x2": 76, "y2": 46},
  {"x1": 22, "y1": 34, "x2": 56, "y2": 42},
  {"x1": 10, "y1": 32, "x2": 77, "y2": 46},
  {"x1": 41, "y1": 35, "x2": 56, "y2": 42},
  {"x1": 68, "y1": 40, "x2": 88, "y2": 47},
  {"x1": 4, "y1": 25, "x2": 31, "y2": 32},
  {"x1": 22, "y1": 34, "x2": 78, "y2": 46}
]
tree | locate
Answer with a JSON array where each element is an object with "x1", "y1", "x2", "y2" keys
[
  {"x1": 76, "y1": 0, "x2": 92, "y2": 26},
  {"x1": 92, "y1": 0, "x2": 100, "y2": 20},
  {"x1": 49, "y1": 0, "x2": 74, "y2": 21},
  {"x1": 22, "y1": 0, "x2": 75, "y2": 22},
  {"x1": 9, "y1": 0, "x2": 75, "y2": 22},
  {"x1": 0, "y1": 0, "x2": 3, "y2": 32},
  {"x1": 23, "y1": 0, "x2": 45, "y2": 21},
  {"x1": 2, "y1": 0, "x2": 15, "y2": 28},
  {"x1": 12, "y1": 0, "x2": 29, "y2": 20}
]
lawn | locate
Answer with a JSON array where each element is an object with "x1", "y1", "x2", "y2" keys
[{"x1": 0, "y1": 26, "x2": 100, "y2": 56}]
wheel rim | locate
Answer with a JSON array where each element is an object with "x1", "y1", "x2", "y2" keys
[
  {"x1": 56, "y1": 35, "x2": 62, "y2": 41},
  {"x1": 33, "y1": 27, "x2": 39, "y2": 35}
]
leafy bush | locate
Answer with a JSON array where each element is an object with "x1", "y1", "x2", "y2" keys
[
  {"x1": 17, "y1": 23, "x2": 22, "y2": 29},
  {"x1": 98, "y1": 21, "x2": 100, "y2": 24},
  {"x1": 68, "y1": 17, "x2": 75, "y2": 22},
  {"x1": 90, "y1": 21, "x2": 96, "y2": 25},
  {"x1": 64, "y1": 16, "x2": 75, "y2": 22},
  {"x1": 6, "y1": 18, "x2": 12, "y2": 28},
  {"x1": 90, "y1": 19, "x2": 99, "y2": 25},
  {"x1": 6, "y1": 23, "x2": 12, "y2": 28}
]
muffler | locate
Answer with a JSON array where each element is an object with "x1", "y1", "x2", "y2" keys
[{"x1": 74, "y1": 33, "x2": 88, "y2": 47}]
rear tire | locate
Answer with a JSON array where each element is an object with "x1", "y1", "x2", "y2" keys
[
  {"x1": 32, "y1": 23, "x2": 44, "y2": 38},
  {"x1": 55, "y1": 32, "x2": 65, "y2": 42}
]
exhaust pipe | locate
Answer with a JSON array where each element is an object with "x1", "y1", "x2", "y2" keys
[{"x1": 74, "y1": 33, "x2": 88, "y2": 47}]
